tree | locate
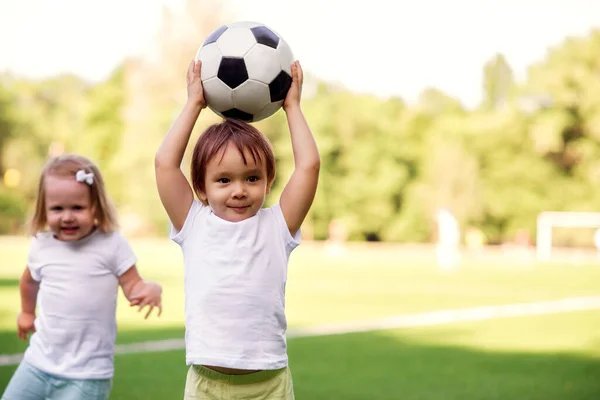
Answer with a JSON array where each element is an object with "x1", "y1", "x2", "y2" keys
[
  {"x1": 76, "y1": 66, "x2": 127, "y2": 205},
  {"x1": 1, "y1": 74, "x2": 89, "y2": 202},
  {"x1": 524, "y1": 30, "x2": 600, "y2": 210},
  {"x1": 482, "y1": 53, "x2": 515, "y2": 110},
  {"x1": 117, "y1": 0, "x2": 232, "y2": 233},
  {"x1": 0, "y1": 78, "x2": 18, "y2": 177}
]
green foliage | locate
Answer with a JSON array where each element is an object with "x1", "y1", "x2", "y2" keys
[
  {"x1": 0, "y1": 186, "x2": 27, "y2": 234},
  {"x1": 0, "y1": 79, "x2": 19, "y2": 178},
  {"x1": 482, "y1": 53, "x2": 515, "y2": 110},
  {"x1": 1, "y1": 24, "x2": 600, "y2": 245},
  {"x1": 76, "y1": 67, "x2": 127, "y2": 206}
]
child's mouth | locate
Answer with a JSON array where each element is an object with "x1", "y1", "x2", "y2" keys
[{"x1": 61, "y1": 227, "x2": 79, "y2": 234}]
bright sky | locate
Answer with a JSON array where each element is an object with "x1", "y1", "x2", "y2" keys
[{"x1": 1, "y1": 0, "x2": 598, "y2": 108}]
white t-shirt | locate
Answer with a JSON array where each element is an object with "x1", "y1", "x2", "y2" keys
[
  {"x1": 171, "y1": 200, "x2": 301, "y2": 370},
  {"x1": 24, "y1": 230, "x2": 137, "y2": 379}
]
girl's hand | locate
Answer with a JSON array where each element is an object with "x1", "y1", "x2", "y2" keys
[
  {"x1": 283, "y1": 60, "x2": 303, "y2": 112},
  {"x1": 187, "y1": 60, "x2": 207, "y2": 109},
  {"x1": 17, "y1": 312, "x2": 36, "y2": 341},
  {"x1": 129, "y1": 282, "x2": 163, "y2": 319}
]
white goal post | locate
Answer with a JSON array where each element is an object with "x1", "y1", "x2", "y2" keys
[{"x1": 536, "y1": 211, "x2": 600, "y2": 261}]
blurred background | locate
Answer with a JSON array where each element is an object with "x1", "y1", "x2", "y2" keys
[{"x1": 1, "y1": 0, "x2": 600, "y2": 399}]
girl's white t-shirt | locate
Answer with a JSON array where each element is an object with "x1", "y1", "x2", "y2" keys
[
  {"x1": 171, "y1": 201, "x2": 301, "y2": 370},
  {"x1": 24, "y1": 230, "x2": 136, "y2": 379}
]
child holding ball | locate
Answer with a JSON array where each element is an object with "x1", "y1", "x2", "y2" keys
[{"x1": 155, "y1": 59, "x2": 319, "y2": 399}]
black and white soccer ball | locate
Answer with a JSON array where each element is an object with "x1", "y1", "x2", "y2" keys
[{"x1": 195, "y1": 21, "x2": 294, "y2": 122}]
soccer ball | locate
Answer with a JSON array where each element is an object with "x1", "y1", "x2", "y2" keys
[{"x1": 195, "y1": 21, "x2": 294, "y2": 122}]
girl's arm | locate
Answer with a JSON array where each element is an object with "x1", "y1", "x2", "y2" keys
[
  {"x1": 119, "y1": 266, "x2": 162, "y2": 319},
  {"x1": 279, "y1": 61, "x2": 321, "y2": 236},
  {"x1": 155, "y1": 60, "x2": 206, "y2": 231},
  {"x1": 17, "y1": 268, "x2": 39, "y2": 341}
]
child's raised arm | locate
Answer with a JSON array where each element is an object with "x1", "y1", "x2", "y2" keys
[
  {"x1": 279, "y1": 61, "x2": 321, "y2": 236},
  {"x1": 155, "y1": 60, "x2": 206, "y2": 231}
]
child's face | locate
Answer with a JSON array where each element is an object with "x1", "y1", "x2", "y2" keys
[
  {"x1": 44, "y1": 175, "x2": 96, "y2": 241},
  {"x1": 200, "y1": 142, "x2": 271, "y2": 222}
]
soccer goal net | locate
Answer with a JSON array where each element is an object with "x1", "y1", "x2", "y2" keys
[{"x1": 536, "y1": 211, "x2": 600, "y2": 261}]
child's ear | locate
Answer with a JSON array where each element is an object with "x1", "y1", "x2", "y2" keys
[
  {"x1": 266, "y1": 182, "x2": 272, "y2": 195},
  {"x1": 91, "y1": 205, "x2": 99, "y2": 225},
  {"x1": 198, "y1": 191, "x2": 208, "y2": 204}
]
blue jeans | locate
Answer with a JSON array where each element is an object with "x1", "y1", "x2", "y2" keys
[{"x1": 1, "y1": 361, "x2": 112, "y2": 400}]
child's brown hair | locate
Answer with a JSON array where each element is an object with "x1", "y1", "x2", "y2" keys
[{"x1": 191, "y1": 119, "x2": 276, "y2": 202}]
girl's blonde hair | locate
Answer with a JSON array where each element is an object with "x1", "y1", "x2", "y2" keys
[{"x1": 29, "y1": 153, "x2": 119, "y2": 235}]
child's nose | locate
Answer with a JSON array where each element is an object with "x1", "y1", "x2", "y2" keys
[
  {"x1": 231, "y1": 183, "x2": 246, "y2": 198},
  {"x1": 62, "y1": 210, "x2": 75, "y2": 221}
]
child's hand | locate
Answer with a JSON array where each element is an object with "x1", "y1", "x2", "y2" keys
[
  {"x1": 283, "y1": 61, "x2": 303, "y2": 112},
  {"x1": 17, "y1": 312, "x2": 35, "y2": 341},
  {"x1": 129, "y1": 282, "x2": 163, "y2": 319},
  {"x1": 187, "y1": 60, "x2": 206, "y2": 109}
]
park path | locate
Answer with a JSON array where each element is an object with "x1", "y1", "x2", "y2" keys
[{"x1": 1, "y1": 296, "x2": 599, "y2": 367}]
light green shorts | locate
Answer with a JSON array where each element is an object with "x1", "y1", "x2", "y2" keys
[{"x1": 184, "y1": 365, "x2": 295, "y2": 399}]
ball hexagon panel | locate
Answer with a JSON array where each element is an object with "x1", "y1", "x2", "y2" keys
[
  {"x1": 228, "y1": 21, "x2": 262, "y2": 29},
  {"x1": 253, "y1": 100, "x2": 284, "y2": 122},
  {"x1": 203, "y1": 25, "x2": 228, "y2": 46},
  {"x1": 202, "y1": 78, "x2": 234, "y2": 112},
  {"x1": 221, "y1": 108, "x2": 253, "y2": 122},
  {"x1": 232, "y1": 80, "x2": 271, "y2": 116},
  {"x1": 196, "y1": 43, "x2": 222, "y2": 80},
  {"x1": 276, "y1": 39, "x2": 294, "y2": 76},
  {"x1": 250, "y1": 26, "x2": 279, "y2": 49},
  {"x1": 244, "y1": 44, "x2": 281, "y2": 84},
  {"x1": 216, "y1": 27, "x2": 257, "y2": 57},
  {"x1": 217, "y1": 57, "x2": 248, "y2": 89},
  {"x1": 269, "y1": 71, "x2": 293, "y2": 102}
]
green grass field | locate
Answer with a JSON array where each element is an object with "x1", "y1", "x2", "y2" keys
[{"x1": 1, "y1": 237, "x2": 599, "y2": 399}]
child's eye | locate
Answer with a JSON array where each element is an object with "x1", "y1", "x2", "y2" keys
[
  {"x1": 248, "y1": 176, "x2": 260, "y2": 183},
  {"x1": 50, "y1": 206, "x2": 62, "y2": 211},
  {"x1": 73, "y1": 205, "x2": 84, "y2": 210},
  {"x1": 218, "y1": 178, "x2": 230, "y2": 184}
]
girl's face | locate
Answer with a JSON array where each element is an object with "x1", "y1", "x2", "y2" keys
[
  {"x1": 44, "y1": 175, "x2": 96, "y2": 241},
  {"x1": 200, "y1": 142, "x2": 271, "y2": 222}
]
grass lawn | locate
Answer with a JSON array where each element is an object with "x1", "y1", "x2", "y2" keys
[
  {"x1": 286, "y1": 310, "x2": 600, "y2": 400},
  {"x1": 92, "y1": 311, "x2": 600, "y2": 399},
  {"x1": 1, "y1": 237, "x2": 599, "y2": 398}
]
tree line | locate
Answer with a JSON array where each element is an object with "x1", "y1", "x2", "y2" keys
[{"x1": 1, "y1": 4, "x2": 599, "y2": 245}]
